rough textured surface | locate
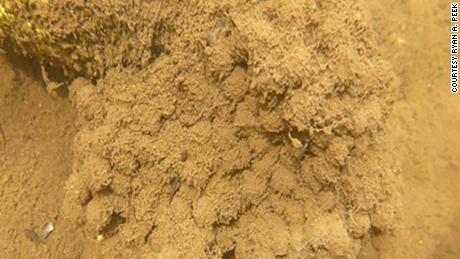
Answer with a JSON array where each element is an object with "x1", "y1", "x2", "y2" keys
[
  {"x1": 0, "y1": 0, "x2": 162, "y2": 78},
  {"x1": 61, "y1": 1, "x2": 399, "y2": 258},
  {"x1": 1, "y1": 0, "x2": 459, "y2": 258}
]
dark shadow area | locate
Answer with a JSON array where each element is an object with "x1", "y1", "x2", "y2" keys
[
  {"x1": 1, "y1": 43, "x2": 71, "y2": 98},
  {"x1": 222, "y1": 248, "x2": 235, "y2": 259}
]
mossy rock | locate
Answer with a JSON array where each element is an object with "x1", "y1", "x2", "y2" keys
[{"x1": 0, "y1": 0, "x2": 162, "y2": 78}]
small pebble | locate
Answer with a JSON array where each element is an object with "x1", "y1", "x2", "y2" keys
[
  {"x1": 97, "y1": 234, "x2": 104, "y2": 242},
  {"x1": 25, "y1": 229, "x2": 44, "y2": 244},
  {"x1": 42, "y1": 222, "x2": 54, "y2": 239},
  {"x1": 180, "y1": 150, "x2": 188, "y2": 162}
]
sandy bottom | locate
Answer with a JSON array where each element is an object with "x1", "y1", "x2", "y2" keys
[{"x1": 0, "y1": 0, "x2": 458, "y2": 258}]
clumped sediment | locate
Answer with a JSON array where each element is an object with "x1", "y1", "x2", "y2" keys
[{"x1": 1, "y1": 0, "x2": 401, "y2": 258}]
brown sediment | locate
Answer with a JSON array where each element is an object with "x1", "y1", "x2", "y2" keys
[
  {"x1": 60, "y1": 1, "x2": 399, "y2": 258},
  {"x1": 0, "y1": 0, "x2": 458, "y2": 258}
]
